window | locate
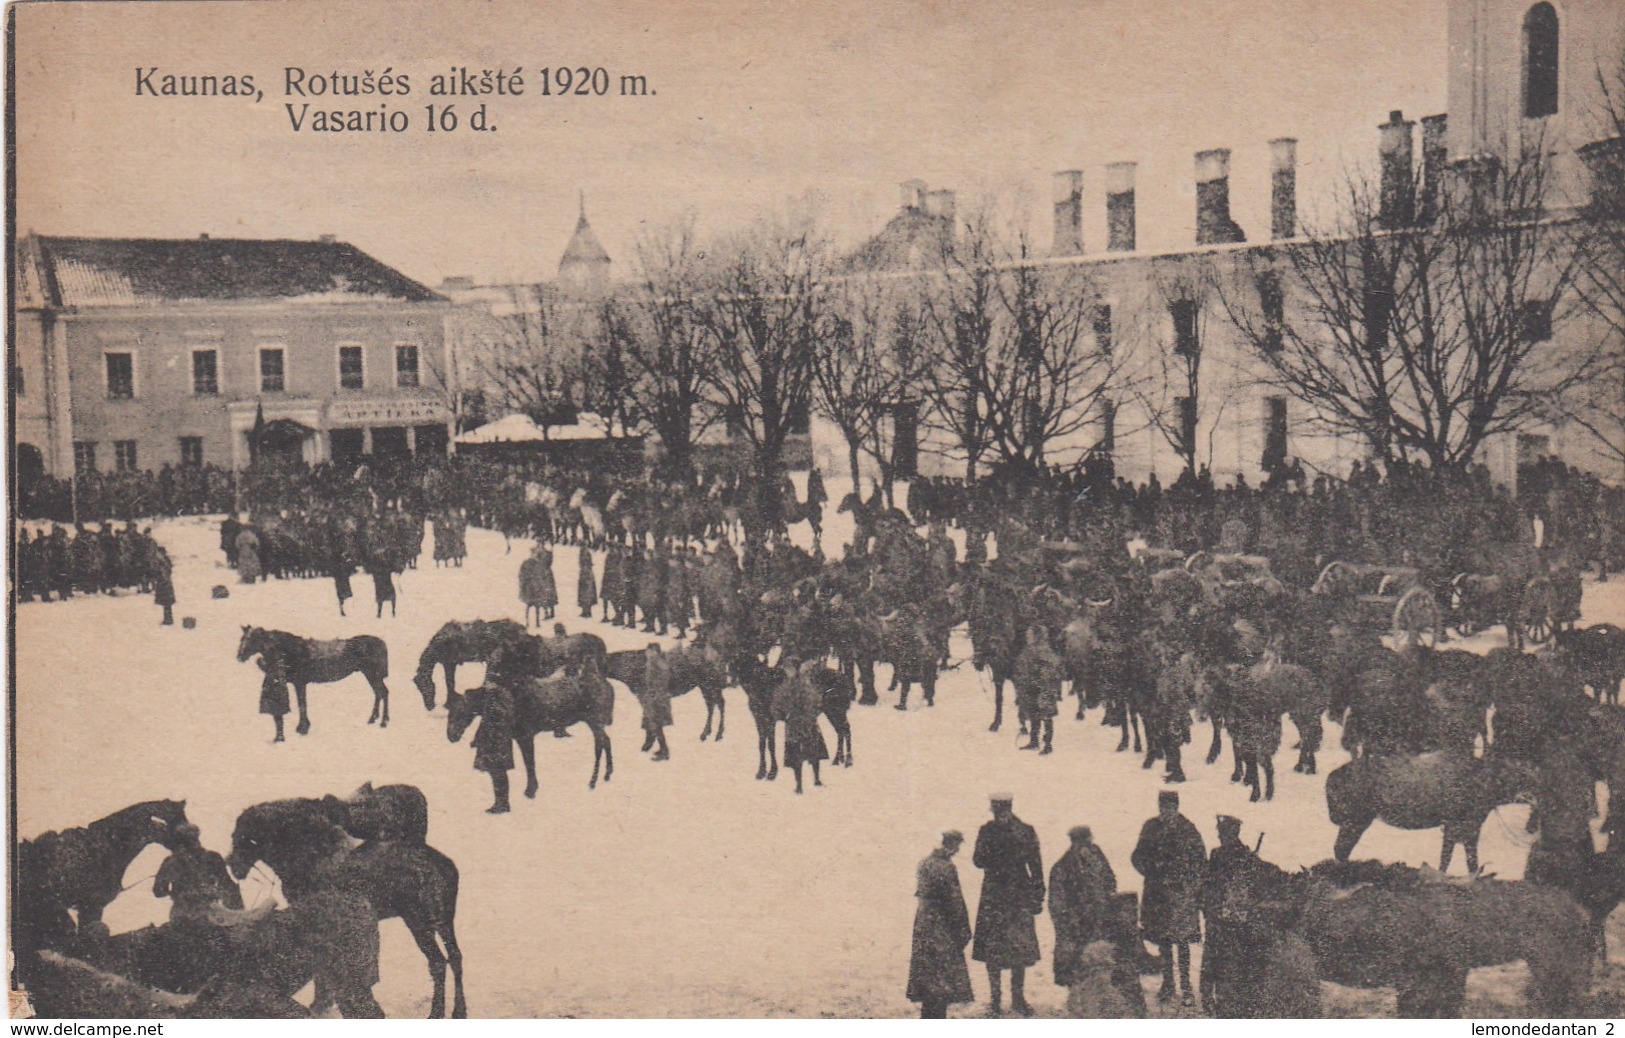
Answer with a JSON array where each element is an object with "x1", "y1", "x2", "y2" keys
[
  {"x1": 192, "y1": 349, "x2": 219, "y2": 395},
  {"x1": 1523, "y1": 3, "x2": 1559, "y2": 119},
  {"x1": 1176, "y1": 395, "x2": 1199, "y2": 457},
  {"x1": 114, "y1": 440, "x2": 138, "y2": 473},
  {"x1": 1171, "y1": 300, "x2": 1200, "y2": 358},
  {"x1": 395, "y1": 344, "x2": 421, "y2": 388},
  {"x1": 1263, "y1": 396, "x2": 1289, "y2": 472},
  {"x1": 105, "y1": 352, "x2": 135, "y2": 399},
  {"x1": 259, "y1": 348, "x2": 286, "y2": 393},
  {"x1": 1093, "y1": 305, "x2": 1113, "y2": 356},
  {"x1": 73, "y1": 442, "x2": 97, "y2": 475},
  {"x1": 1520, "y1": 299, "x2": 1553, "y2": 342},
  {"x1": 329, "y1": 428, "x2": 365, "y2": 464},
  {"x1": 1259, "y1": 273, "x2": 1285, "y2": 353},
  {"x1": 14, "y1": 363, "x2": 24, "y2": 397},
  {"x1": 179, "y1": 436, "x2": 204, "y2": 468},
  {"x1": 338, "y1": 345, "x2": 365, "y2": 390}
]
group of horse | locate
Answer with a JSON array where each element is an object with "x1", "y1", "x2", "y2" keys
[{"x1": 14, "y1": 784, "x2": 464, "y2": 1019}]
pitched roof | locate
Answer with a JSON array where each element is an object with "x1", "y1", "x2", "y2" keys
[
  {"x1": 842, "y1": 207, "x2": 953, "y2": 273},
  {"x1": 17, "y1": 234, "x2": 445, "y2": 309}
]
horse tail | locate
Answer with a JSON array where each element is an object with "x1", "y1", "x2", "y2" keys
[{"x1": 360, "y1": 635, "x2": 390, "y2": 679}]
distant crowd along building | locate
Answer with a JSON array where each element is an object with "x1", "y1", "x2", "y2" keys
[
  {"x1": 844, "y1": 0, "x2": 1622, "y2": 487},
  {"x1": 13, "y1": 233, "x2": 453, "y2": 481}
]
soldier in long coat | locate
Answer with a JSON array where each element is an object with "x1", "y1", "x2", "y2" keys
[
  {"x1": 519, "y1": 543, "x2": 558, "y2": 626},
  {"x1": 1048, "y1": 825, "x2": 1118, "y2": 987},
  {"x1": 1014, "y1": 625, "x2": 1064, "y2": 754},
  {"x1": 621, "y1": 548, "x2": 643, "y2": 629},
  {"x1": 1131, "y1": 790, "x2": 1206, "y2": 1005},
  {"x1": 1198, "y1": 815, "x2": 1257, "y2": 1016},
  {"x1": 470, "y1": 682, "x2": 516, "y2": 813},
  {"x1": 638, "y1": 549, "x2": 665, "y2": 634},
  {"x1": 667, "y1": 550, "x2": 693, "y2": 638},
  {"x1": 907, "y1": 830, "x2": 974, "y2": 1018},
  {"x1": 235, "y1": 526, "x2": 262, "y2": 584},
  {"x1": 577, "y1": 543, "x2": 598, "y2": 619},
  {"x1": 600, "y1": 546, "x2": 623, "y2": 623},
  {"x1": 257, "y1": 657, "x2": 291, "y2": 743},
  {"x1": 773, "y1": 660, "x2": 829, "y2": 794},
  {"x1": 152, "y1": 548, "x2": 176, "y2": 626},
  {"x1": 972, "y1": 794, "x2": 1044, "y2": 1016},
  {"x1": 640, "y1": 643, "x2": 674, "y2": 761},
  {"x1": 153, "y1": 823, "x2": 242, "y2": 928}
]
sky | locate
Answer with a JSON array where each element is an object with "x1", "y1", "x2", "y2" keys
[{"x1": 13, "y1": 0, "x2": 1449, "y2": 288}]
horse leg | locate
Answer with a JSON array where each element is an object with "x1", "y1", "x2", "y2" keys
[
  {"x1": 1114, "y1": 703, "x2": 1130, "y2": 753},
  {"x1": 791, "y1": 762, "x2": 804, "y2": 794},
  {"x1": 895, "y1": 679, "x2": 910, "y2": 711},
  {"x1": 841, "y1": 721, "x2": 852, "y2": 767},
  {"x1": 1262, "y1": 757, "x2": 1275, "y2": 801},
  {"x1": 923, "y1": 670, "x2": 936, "y2": 707},
  {"x1": 812, "y1": 760, "x2": 823, "y2": 787},
  {"x1": 373, "y1": 674, "x2": 390, "y2": 728},
  {"x1": 600, "y1": 725, "x2": 614, "y2": 783},
  {"x1": 405, "y1": 918, "x2": 449, "y2": 1019},
  {"x1": 519, "y1": 735, "x2": 539, "y2": 799},
  {"x1": 295, "y1": 684, "x2": 311, "y2": 735},
  {"x1": 1206, "y1": 718, "x2": 1223, "y2": 765},
  {"x1": 442, "y1": 921, "x2": 467, "y2": 1019},
  {"x1": 1333, "y1": 818, "x2": 1372, "y2": 862},
  {"x1": 755, "y1": 718, "x2": 769, "y2": 780},
  {"x1": 715, "y1": 693, "x2": 725, "y2": 742},
  {"x1": 991, "y1": 679, "x2": 1004, "y2": 733},
  {"x1": 445, "y1": 661, "x2": 458, "y2": 702},
  {"x1": 1131, "y1": 707, "x2": 1143, "y2": 754}
]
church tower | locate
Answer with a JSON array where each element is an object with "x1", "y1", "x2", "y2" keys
[{"x1": 557, "y1": 193, "x2": 612, "y2": 295}]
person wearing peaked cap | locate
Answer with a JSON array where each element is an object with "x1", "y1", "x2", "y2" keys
[
  {"x1": 1131, "y1": 790, "x2": 1205, "y2": 1006},
  {"x1": 972, "y1": 795, "x2": 1043, "y2": 1016},
  {"x1": 908, "y1": 830, "x2": 974, "y2": 1019},
  {"x1": 1200, "y1": 813, "x2": 1260, "y2": 1016},
  {"x1": 1048, "y1": 825, "x2": 1118, "y2": 989}
]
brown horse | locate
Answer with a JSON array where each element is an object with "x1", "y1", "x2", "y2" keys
[
  {"x1": 1214, "y1": 857, "x2": 1593, "y2": 1016},
  {"x1": 447, "y1": 659, "x2": 615, "y2": 796},
  {"x1": 237, "y1": 626, "x2": 391, "y2": 739},
  {"x1": 1324, "y1": 751, "x2": 1539, "y2": 873},
  {"x1": 412, "y1": 619, "x2": 529, "y2": 710},
  {"x1": 604, "y1": 642, "x2": 730, "y2": 741}
]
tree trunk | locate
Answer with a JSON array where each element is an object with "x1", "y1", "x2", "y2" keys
[{"x1": 847, "y1": 441, "x2": 862, "y2": 498}]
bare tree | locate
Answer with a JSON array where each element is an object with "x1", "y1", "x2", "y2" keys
[
  {"x1": 1215, "y1": 138, "x2": 1597, "y2": 471},
  {"x1": 696, "y1": 209, "x2": 835, "y2": 527},
  {"x1": 1130, "y1": 262, "x2": 1224, "y2": 478},
  {"x1": 466, "y1": 282, "x2": 583, "y2": 435},
  {"x1": 919, "y1": 198, "x2": 1119, "y2": 480},
  {"x1": 576, "y1": 297, "x2": 645, "y2": 438}
]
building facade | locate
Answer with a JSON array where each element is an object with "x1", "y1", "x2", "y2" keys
[{"x1": 13, "y1": 234, "x2": 453, "y2": 477}]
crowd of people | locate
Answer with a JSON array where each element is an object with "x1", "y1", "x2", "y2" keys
[{"x1": 15, "y1": 520, "x2": 176, "y2": 625}]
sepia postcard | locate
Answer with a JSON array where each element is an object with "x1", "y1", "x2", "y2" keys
[{"x1": 7, "y1": 0, "x2": 1625, "y2": 1023}]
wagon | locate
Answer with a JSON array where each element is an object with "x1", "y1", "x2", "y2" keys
[
  {"x1": 1312, "y1": 560, "x2": 1442, "y2": 647},
  {"x1": 1447, "y1": 543, "x2": 1584, "y2": 648}
]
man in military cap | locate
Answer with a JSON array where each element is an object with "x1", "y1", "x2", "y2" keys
[
  {"x1": 1048, "y1": 825, "x2": 1117, "y2": 989},
  {"x1": 1131, "y1": 790, "x2": 1206, "y2": 1005},
  {"x1": 1199, "y1": 815, "x2": 1257, "y2": 1016},
  {"x1": 907, "y1": 830, "x2": 974, "y2": 1019},
  {"x1": 972, "y1": 794, "x2": 1044, "y2": 1016}
]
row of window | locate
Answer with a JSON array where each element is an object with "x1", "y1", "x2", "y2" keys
[
  {"x1": 104, "y1": 344, "x2": 422, "y2": 400},
  {"x1": 73, "y1": 438, "x2": 174, "y2": 474}
]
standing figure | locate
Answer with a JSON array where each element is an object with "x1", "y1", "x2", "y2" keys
[
  {"x1": 1199, "y1": 814, "x2": 1257, "y2": 1017},
  {"x1": 153, "y1": 823, "x2": 243, "y2": 928},
  {"x1": 1048, "y1": 825, "x2": 1118, "y2": 989},
  {"x1": 329, "y1": 519, "x2": 356, "y2": 617},
  {"x1": 1014, "y1": 625, "x2": 1063, "y2": 754},
  {"x1": 1130, "y1": 790, "x2": 1206, "y2": 1006},
  {"x1": 519, "y1": 543, "x2": 558, "y2": 627},
  {"x1": 638, "y1": 549, "x2": 665, "y2": 634},
  {"x1": 365, "y1": 556, "x2": 397, "y2": 618},
  {"x1": 640, "y1": 643, "x2": 674, "y2": 761},
  {"x1": 152, "y1": 547, "x2": 176, "y2": 626},
  {"x1": 601, "y1": 546, "x2": 623, "y2": 623},
  {"x1": 235, "y1": 525, "x2": 262, "y2": 584},
  {"x1": 972, "y1": 794, "x2": 1044, "y2": 1016},
  {"x1": 908, "y1": 830, "x2": 975, "y2": 1019},
  {"x1": 577, "y1": 543, "x2": 598, "y2": 619},
  {"x1": 773, "y1": 660, "x2": 829, "y2": 793},
  {"x1": 470, "y1": 681, "x2": 516, "y2": 813},
  {"x1": 220, "y1": 514, "x2": 242, "y2": 568},
  {"x1": 258, "y1": 657, "x2": 291, "y2": 743}
]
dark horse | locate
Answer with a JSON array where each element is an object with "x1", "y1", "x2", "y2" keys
[
  {"x1": 227, "y1": 798, "x2": 466, "y2": 1018},
  {"x1": 412, "y1": 619, "x2": 529, "y2": 710},
  {"x1": 604, "y1": 642, "x2": 730, "y2": 742},
  {"x1": 14, "y1": 799, "x2": 193, "y2": 986},
  {"x1": 1213, "y1": 857, "x2": 1593, "y2": 1016},
  {"x1": 446, "y1": 657, "x2": 616, "y2": 799},
  {"x1": 733, "y1": 655, "x2": 853, "y2": 779},
  {"x1": 237, "y1": 626, "x2": 392, "y2": 741}
]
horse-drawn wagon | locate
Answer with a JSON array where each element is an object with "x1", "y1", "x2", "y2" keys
[
  {"x1": 1312, "y1": 561, "x2": 1442, "y2": 647},
  {"x1": 1446, "y1": 542, "x2": 1583, "y2": 648}
]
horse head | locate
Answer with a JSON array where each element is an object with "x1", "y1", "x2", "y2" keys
[
  {"x1": 413, "y1": 668, "x2": 438, "y2": 712},
  {"x1": 1211, "y1": 856, "x2": 1306, "y2": 931},
  {"x1": 236, "y1": 626, "x2": 263, "y2": 663},
  {"x1": 227, "y1": 800, "x2": 344, "y2": 885},
  {"x1": 135, "y1": 799, "x2": 192, "y2": 852},
  {"x1": 445, "y1": 688, "x2": 480, "y2": 744}
]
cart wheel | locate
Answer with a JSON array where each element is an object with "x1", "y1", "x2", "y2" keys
[
  {"x1": 1521, "y1": 576, "x2": 1555, "y2": 646},
  {"x1": 1185, "y1": 551, "x2": 1212, "y2": 576},
  {"x1": 1394, "y1": 586, "x2": 1440, "y2": 648}
]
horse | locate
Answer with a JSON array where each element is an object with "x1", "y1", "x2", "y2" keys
[
  {"x1": 1212, "y1": 857, "x2": 1593, "y2": 1016},
  {"x1": 1554, "y1": 623, "x2": 1625, "y2": 705},
  {"x1": 15, "y1": 799, "x2": 192, "y2": 973},
  {"x1": 65, "y1": 890, "x2": 383, "y2": 1019},
  {"x1": 24, "y1": 949, "x2": 313, "y2": 1019},
  {"x1": 1323, "y1": 751, "x2": 1540, "y2": 873},
  {"x1": 412, "y1": 619, "x2": 529, "y2": 710},
  {"x1": 447, "y1": 661, "x2": 616, "y2": 796},
  {"x1": 485, "y1": 629, "x2": 609, "y2": 687},
  {"x1": 236, "y1": 626, "x2": 391, "y2": 740},
  {"x1": 320, "y1": 782, "x2": 429, "y2": 844},
  {"x1": 968, "y1": 575, "x2": 1025, "y2": 733},
  {"x1": 1527, "y1": 834, "x2": 1625, "y2": 963},
  {"x1": 878, "y1": 608, "x2": 939, "y2": 710},
  {"x1": 733, "y1": 655, "x2": 853, "y2": 778},
  {"x1": 227, "y1": 799, "x2": 466, "y2": 1019},
  {"x1": 604, "y1": 642, "x2": 730, "y2": 742}
]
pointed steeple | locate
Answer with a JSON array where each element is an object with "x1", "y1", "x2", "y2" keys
[{"x1": 558, "y1": 192, "x2": 612, "y2": 293}]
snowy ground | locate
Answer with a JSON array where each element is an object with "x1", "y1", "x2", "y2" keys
[{"x1": 14, "y1": 482, "x2": 1625, "y2": 1018}]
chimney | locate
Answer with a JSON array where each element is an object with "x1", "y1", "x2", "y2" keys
[
  {"x1": 318, "y1": 233, "x2": 338, "y2": 244},
  {"x1": 1419, "y1": 114, "x2": 1448, "y2": 224},
  {"x1": 1105, "y1": 162, "x2": 1137, "y2": 252},
  {"x1": 439, "y1": 275, "x2": 475, "y2": 293},
  {"x1": 1378, "y1": 110, "x2": 1416, "y2": 228},
  {"x1": 1052, "y1": 170, "x2": 1084, "y2": 256},
  {"x1": 1195, "y1": 148, "x2": 1246, "y2": 245},
  {"x1": 199, "y1": 233, "x2": 210, "y2": 241},
  {"x1": 923, "y1": 189, "x2": 956, "y2": 224},
  {"x1": 899, "y1": 179, "x2": 927, "y2": 211},
  {"x1": 1269, "y1": 138, "x2": 1298, "y2": 239}
]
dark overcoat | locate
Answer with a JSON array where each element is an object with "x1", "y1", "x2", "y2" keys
[
  {"x1": 577, "y1": 545, "x2": 598, "y2": 611},
  {"x1": 907, "y1": 849, "x2": 974, "y2": 1005},
  {"x1": 1015, "y1": 637, "x2": 1064, "y2": 720},
  {"x1": 519, "y1": 554, "x2": 557, "y2": 609},
  {"x1": 257, "y1": 660, "x2": 290, "y2": 718},
  {"x1": 774, "y1": 668, "x2": 828, "y2": 767},
  {"x1": 972, "y1": 816, "x2": 1044, "y2": 967},
  {"x1": 1048, "y1": 843, "x2": 1118, "y2": 986},
  {"x1": 471, "y1": 685, "x2": 516, "y2": 774},
  {"x1": 1130, "y1": 814, "x2": 1206, "y2": 943},
  {"x1": 641, "y1": 653, "x2": 675, "y2": 730}
]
